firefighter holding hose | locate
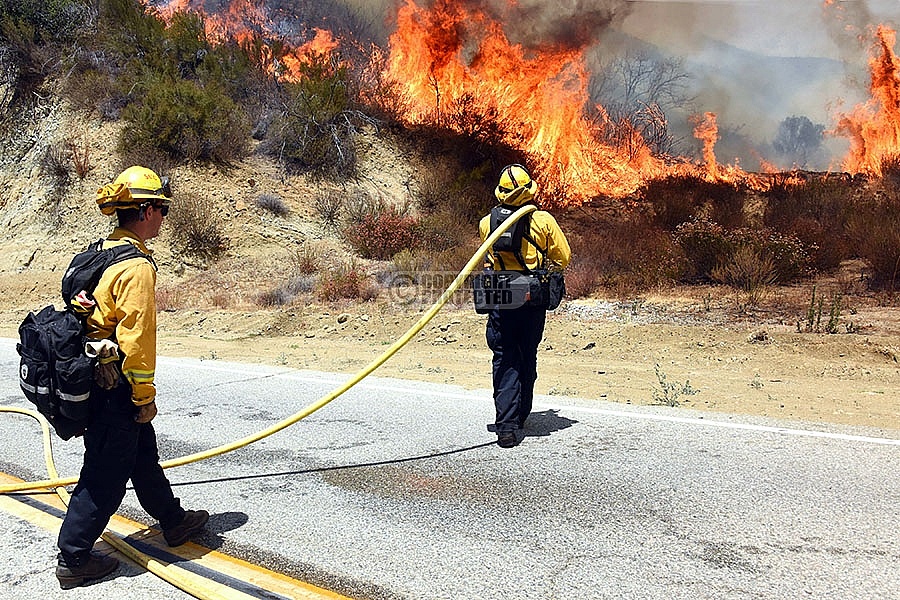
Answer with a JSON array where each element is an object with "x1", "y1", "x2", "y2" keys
[{"x1": 479, "y1": 164, "x2": 571, "y2": 448}]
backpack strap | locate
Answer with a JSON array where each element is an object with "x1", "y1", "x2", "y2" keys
[
  {"x1": 489, "y1": 204, "x2": 534, "y2": 272},
  {"x1": 489, "y1": 204, "x2": 555, "y2": 273},
  {"x1": 522, "y1": 229, "x2": 550, "y2": 271},
  {"x1": 61, "y1": 240, "x2": 155, "y2": 312}
]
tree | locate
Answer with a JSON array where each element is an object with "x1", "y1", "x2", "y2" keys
[
  {"x1": 773, "y1": 115, "x2": 824, "y2": 169},
  {"x1": 590, "y1": 48, "x2": 694, "y2": 155}
]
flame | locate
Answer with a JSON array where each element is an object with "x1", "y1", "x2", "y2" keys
[
  {"x1": 833, "y1": 25, "x2": 900, "y2": 176},
  {"x1": 151, "y1": 1, "x2": 338, "y2": 82},
  {"x1": 384, "y1": 0, "x2": 667, "y2": 203},
  {"x1": 144, "y1": 0, "x2": 792, "y2": 200},
  {"x1": 281, "y1": 29, "x2": 339, "y2": 78},
  {"x1": 691, "y1": 112, "x2": 719, "y2": 180}
]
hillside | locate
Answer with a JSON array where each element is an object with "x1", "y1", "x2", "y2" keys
[{"x1": 0, "y1": 101, "x2": 898, "y2": 434}]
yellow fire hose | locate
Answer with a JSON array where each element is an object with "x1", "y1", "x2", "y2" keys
[
  {"x1": 0, "y1": 204, "x2": 537, "y2": 598},
  {"x1": 2, "y1": 406, "x2": 260, "y2": 599}
]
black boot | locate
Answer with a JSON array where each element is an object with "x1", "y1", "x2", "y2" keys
[
  {"x1": 497, "y1": 431, "x2": 520, "y2": 448},
  {"x1": 163, "y1": 509, "x2": 209, "y2": 546},
  {"x1": 56, "y1": 551, "x2": 119, "y2": 589}
]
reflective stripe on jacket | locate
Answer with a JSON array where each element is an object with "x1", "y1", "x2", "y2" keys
[{"x1": 85, "y1": 227, "x2": 158, "y2": 406}]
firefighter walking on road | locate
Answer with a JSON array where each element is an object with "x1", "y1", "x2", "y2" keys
[
  {"x1": 479, "y1": 164, "x2": 571, "y2": 448},
  {"x1": 55, "y1": 166, "x2": 210, "y2": 589}
]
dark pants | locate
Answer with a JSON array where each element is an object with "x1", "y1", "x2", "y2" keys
[
  {"x1": 486, "y1": 306, "x2": 547, "y2": 434},
  {"x1": 57, "y1": 381, "x2": 184, "y2": 566}
]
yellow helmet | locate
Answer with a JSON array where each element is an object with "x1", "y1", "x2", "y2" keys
[
  {"x1": 96, "y1": 166, "x2": 172, "y2": 216},
  {"x1": 494, "y1": 163, "x2": 538, "y2": 206}
]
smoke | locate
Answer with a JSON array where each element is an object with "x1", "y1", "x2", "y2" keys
[
  {"x1": 337, "y1": 0, "x2": 630, "y2": 49},
  {"x1": 602, "y1": 0, "x2": 900, "y2": 170},
  {"x1": 477, "y1": 0, "x2": 632, "y2": 50}
]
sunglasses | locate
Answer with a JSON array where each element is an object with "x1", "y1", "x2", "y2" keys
[{"x1": 143, "y1": 203, "x2": 169, "y2": 217}]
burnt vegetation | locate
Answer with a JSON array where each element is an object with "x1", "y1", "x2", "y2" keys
[{"x1": 1, "y1": 0, "x2": 899, "y2": 309}]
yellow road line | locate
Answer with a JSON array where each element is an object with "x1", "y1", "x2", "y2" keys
[{"x1": 0, "y1": 472, "x2": 351, "y2": 600}]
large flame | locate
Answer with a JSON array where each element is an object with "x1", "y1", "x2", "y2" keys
[
  {"x1": 384, "y1": 0, "x2": 664, "y2": 203},
  {"x1": 834, "y1": 25, "x2": 900, "y2": 176},
  {"x1": 145, "y1": 0, "x2": 763, "y2": 202}
]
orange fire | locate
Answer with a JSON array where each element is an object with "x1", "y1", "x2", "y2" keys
[
  {"x1": 151, "y1": 0, "x2": 338, "y2": 81},
  {"x1": 691, "y1": 112, "x2": 719, "y2": 180},
  {"x1": 281, "y1": 29, "x2": 339, "y2": 78},
  {"x1": 834, "y1": 25, "x2": 900, "y2": 176},
  {"x1": 154, "y1": 0, "x2": 263, "y2": 45},
  {"x1": 149, "y1": 1, "x2": 900, "y2": 201},
  {"x1": 146, "y1": 0, "x2": 763, "y2": 202},
  {"x1": 384, "y1": 0, "x2": 667, "y2": 203}
]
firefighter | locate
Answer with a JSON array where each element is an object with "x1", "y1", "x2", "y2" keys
[
  {"x1": 479, "y1": 164, "x2": 571, "y2": 448},
  {"x1": 55, "y1": 166, "x2": 209, "y2": 589}
]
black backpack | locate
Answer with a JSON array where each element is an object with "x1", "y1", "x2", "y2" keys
[
  {"x1": 489, "y1": 203, "x2": 533, "y2": 270},
  {"x1": 16, "y1": 240, "x2": 153, "y2": 439}
]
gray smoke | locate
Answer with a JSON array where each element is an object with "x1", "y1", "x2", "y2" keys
[
  {"x1": 337, "y1": 0, "x2": 631, "y2": 48},
  {"x1": 474, "y1": 0, "x2": 632, "y2": 50}
]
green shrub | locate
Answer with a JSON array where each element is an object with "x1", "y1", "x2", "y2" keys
[
  {"x1": 0, "y1": 0, "x2": 90, "y2": 40},
  {"x1": 0, "y1": 0, "x2": 94, "y2": 105},
  {"x1": 262, "y1": 52, "x2": 373, "y2": 178},
  {"x1": 119, "y1": 76, "x2": 249, "y2": 163}
]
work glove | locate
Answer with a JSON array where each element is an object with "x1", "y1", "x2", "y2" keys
[
  {"x1": 134, "y1": 401, "x2": 157, "y2": 424},
  {"x1": 85, "y1": 339, "x2": 120, "y2": 390}
]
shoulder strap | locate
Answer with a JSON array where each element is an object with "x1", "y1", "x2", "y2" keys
[
  {"x1": 490, "y1": 204, "x2": 535, "y2": 272},
  {"x1": 61, "y1": 239, "x2": 154, "y2": 311},
  {"x1": 522, "y1": 228, "x2": 549, "y2": 270}
]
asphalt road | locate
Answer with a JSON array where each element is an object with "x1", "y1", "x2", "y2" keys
[{"x1": 0, "y1": 338, "x2": 898, "y2": 600}]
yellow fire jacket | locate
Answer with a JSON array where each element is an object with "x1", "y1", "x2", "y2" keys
[
  {"x1": 479, "y1": 208, "x2": 572, "y2": 272},
  {"x1": 85, "y1": 228, "x2": 158, "y2": 406}
]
